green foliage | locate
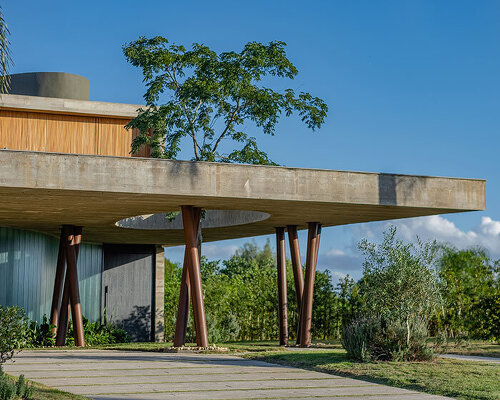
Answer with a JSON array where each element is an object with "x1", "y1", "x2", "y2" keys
[
  {"x1": 123, "y1": 37, "x2": 328, "y2": 163},
  {"x1": 0, "y1": 7, "x2": 12, "y2": 93},
  {"x1": 0, "y1": 307, "x2": 28, "y2": 370},
  {"x1": 23, "y1": 315, "x2": 129, "y2": 348},
  {"x1": 63, "y1": 316, "x2": 130, "y2": 346},
  {"x1": 15, "y1": 375, "x2": 33, "y2": 400},
  {"x1": 341, "y1": 227, "x2": 439, "y2": 361},
  {"x1": 164, "y1": 240, "x2": 359, "y2": 343},
  {"x1": 0, "y1": 374, "x2": 34, "y2": 400},
  {"x1": 358, "y1": 227, "x2": 441, "y2": 347},
  {"x1": 342, "y1": 315, "x2": 433, "y2": 362},
  {"x1": 24, "y1": 316, "x2": 55, "y2": 348},
  {"x1": 432, "y1": 247, "x2": 500, "y2": 341},
  {"x1": 0, "y1": 375, "x2": 15, "y2": 400}
]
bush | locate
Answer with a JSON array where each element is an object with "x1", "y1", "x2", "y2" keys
[
  {"x1": 342, "y1": 315, "x2": 434, "y2": 362},
  {"x1": 24, "y1": 316, "x2": 55, "y2": 348},
  {"x1": 0, "y1": 307, "x2": 28, "y2": 370},
  {"x1": 64, "y1": 317, "x2": 130, "y2": 346},
  {"x1": 207, "y1": 313, "x2": 241, "y2": 343},
  {"x1": 0, "y1": 373, "x2": 34, "y2": 400},
  {"x1": 23, "y1": 315, "x2": 130, "y2": 348}
]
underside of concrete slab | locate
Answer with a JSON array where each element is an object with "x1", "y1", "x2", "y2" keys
[{"x1": 0, "y1": 150, "x2": 485, "y2": 245}]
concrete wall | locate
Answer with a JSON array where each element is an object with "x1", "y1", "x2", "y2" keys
[
  {"x1": 102, "y1": 244, "x2": 155, "y2": 342},
  {"x1": 154, "y1": 246, "x2": 165, "y2": 342}
]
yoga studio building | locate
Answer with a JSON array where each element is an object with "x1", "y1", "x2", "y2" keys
[{"x1": 0, "y1": 72, "x2": 486, "y2": 345}]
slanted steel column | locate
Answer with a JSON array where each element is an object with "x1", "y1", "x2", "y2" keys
[
  {"x1": 276, "y1": 227, "x2": 288, "y2": 346},
  {"x1": 55, "y1": 226, "x2": 84, "y2": 347},
  {"x1": 181, "y1": 206, "x2": 209, "y2": 347},
  {"x1": 299, "y1": 222, "x2": 321, "y2": 347},
  {"x1": 174, "y1": 208, "x2": 201, "y2": 347},
  {"x1": 67, "y1": 227, "x2": 84, "y2": 347},
  {"x1": 287, "y1": 225, "x2": 303, "y2": 343},
  {"x1": 49, "y1": 233, "x2": 67, "y2": 335}
]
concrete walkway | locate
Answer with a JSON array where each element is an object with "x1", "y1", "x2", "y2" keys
[
  {"x1": 440, "y1": 354, "x2": 500, "y2": 363},
  {"x1": 4, "y1": 350, "x2": 451, "y2": 399}
]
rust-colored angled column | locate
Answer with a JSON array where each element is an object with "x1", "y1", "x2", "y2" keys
[
  {"x1": 55, "y1": 279, "x2": 70, "y2": 346},
  {"x1": 173, "y1": 247, "x2": 191, "y2": 347},
  {"x1": 173, "y1": 208, "x2": 201, "y2": 347},
  {"x1": 55, "y1": 225, "x2": 74, "y2": 347},
  {"x1": 55, "y1": 226, "x2": 84, "y2": 347},
  {"x1": 181, "y1": 206, "x2": 209, "y2": 347},
  {"x1": 66, "y1": 226, "x2": 84, "y2": 347},
  {"x1": 287, "y1": 225, "x2": 303, "y2": 343},
  {"x1": 314, "y1": 224, "x2": 322, "y2": 269},
  {"x1": 299, "y1": 222, "x2": 320, "y2": 347},
  {"x1": 49, "y1": 232, "x2": 67, "y2": 335},
  {"x1": 276, "y1": 227, "x2": 288, "y2": 346}
]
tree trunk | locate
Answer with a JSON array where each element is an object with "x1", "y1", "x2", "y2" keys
[{"x1": 406, "y1": 316, "x2": 410, "y2": 347}]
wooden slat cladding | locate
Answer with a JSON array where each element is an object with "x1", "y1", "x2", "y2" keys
[{"x1": 0, "y1": 110, "x2": 149, "y2": 157}]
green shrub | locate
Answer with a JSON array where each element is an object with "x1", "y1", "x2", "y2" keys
[
  {"x1": 24, "y1": 316, "x2": 55, "y2": 348},
  {"x1": 0, "y1": 373, "x2": 33, "y2": 400},
  {"x1": 342, "y1": 315, "x2": 434, "y2": 362},
  {"x1": 64, "y1": 316, "x2": 130, "y2": 346},
  {"x1": 0, "y1": 307, "x2": 28, "y2": 370},
  {"x1": 0, "y1": 374, "x2": 15, "y2": 400},
  {"x1": 207, "y1": 313, "x2": 241, "y2": 343},
  {"x1": 23, "y1": 315, "x2": 129, "y2": 348},
  {"x1": 14, "y1": 375, "x2": 33, "y2": 400}
]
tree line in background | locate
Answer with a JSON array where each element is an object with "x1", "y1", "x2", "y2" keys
[{"x1": 164, "y1": 228, "x2": 500, "y2": 347}]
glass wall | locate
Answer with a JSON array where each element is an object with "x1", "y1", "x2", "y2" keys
[{"x1": 0, "y1": 226, "x2": 102, "y2": 322}]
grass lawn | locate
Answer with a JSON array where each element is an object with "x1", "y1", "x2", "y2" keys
[
  {"x1": 94, "y1": 339, "x2": 342, "y2": 353},
  {"x1": 432, "y1": 339, "x2": 500, "y2": 358},
  {"x1": 3, "y1": 374, "x2": 86, "y2": 400},
  {"x1": 244, "y1": 349, "x2": 500, "y2": 400},
  {"x1": 29, "y1": 381, "x2": 87, "y2": 400}
]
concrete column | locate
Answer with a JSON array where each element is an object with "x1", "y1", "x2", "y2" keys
[{"x1": 154, "y1": 245, "x2": 165, "y2": 342}]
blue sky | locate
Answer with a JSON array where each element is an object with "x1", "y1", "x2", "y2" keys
[{"x1": 4, "y1": 1, "x2": 500, "y2": 280}]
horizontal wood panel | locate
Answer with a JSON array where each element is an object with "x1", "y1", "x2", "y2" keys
[{"x1": 0, "y1": 110, "x2": 145, "y2": 157}]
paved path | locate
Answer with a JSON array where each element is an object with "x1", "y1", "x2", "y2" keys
[
  {"x1": 440, "y1": 354, "x2": 500, "y2": 363},
  {"x1": 4, "y1": 350, "x2": 451, "y2": 399}
]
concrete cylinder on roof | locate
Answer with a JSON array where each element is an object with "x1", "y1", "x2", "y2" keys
[{"x1": 5, "y1": 72, "x2": 89, "y2": 100}]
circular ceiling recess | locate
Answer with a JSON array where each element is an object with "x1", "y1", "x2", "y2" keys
[{"x1": 116, "y1": 210, "x2": 270, "y2": 230}]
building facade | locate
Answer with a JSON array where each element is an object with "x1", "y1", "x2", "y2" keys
[{"x1": 0, "y1": 72, "x2": 485, "y2": 347}]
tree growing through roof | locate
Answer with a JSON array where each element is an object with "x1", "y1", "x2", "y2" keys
[
  {"x1": 123, "y1": 37, "x2": 328, "y2": 164},
  {"x1": 0, "y1": 6, "x2": 12, "y2": 93}
]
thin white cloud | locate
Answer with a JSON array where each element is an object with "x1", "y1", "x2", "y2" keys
[
  {"x1": 201, "y1": 244, "x2": 240, "y2": 259},
  {"x1": 352, "y1": 215, "x2": 500, "y2": 258}
]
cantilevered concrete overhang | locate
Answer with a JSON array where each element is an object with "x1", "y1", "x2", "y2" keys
[{"x1": 0, "y1": 149, "x2": 485, "y2": 245}]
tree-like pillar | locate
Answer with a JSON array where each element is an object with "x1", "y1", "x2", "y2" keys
[
  {"x1": 66, "y1": 227, "x2": 85, "y2": 347},
  {"x1": 181, "y1": 206, "x2": 208, "y2": 347},
  {"x1": 173, "y1": 208, "x2": 201, "y2": 347},
  {"x1": 299, "y1": 222, "x2": 321, "y2": 347},
  {"x1": 49, "y1": 232, "x2": 67, "y2": 335},
  {"x1": 55, "y1": 225, "x2": 84, "y2": 347},
  {"x1": 287, "y1": 225, "x2": 303, "y2": 344},
  {"x1": 276, "y1": 227, "x2": 288, "y2": 346}
]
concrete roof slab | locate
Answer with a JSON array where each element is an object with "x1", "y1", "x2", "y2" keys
[{"x1": 0, "y1": 150, "x2": 485, "y2": 245}]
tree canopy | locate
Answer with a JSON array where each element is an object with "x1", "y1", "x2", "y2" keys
[
  {"x1": 123, "y1": 37, "x2": 328, "y2": 164},
  {"x1": 0, "y1": 7, "x2": 12, "y2": 93}
]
